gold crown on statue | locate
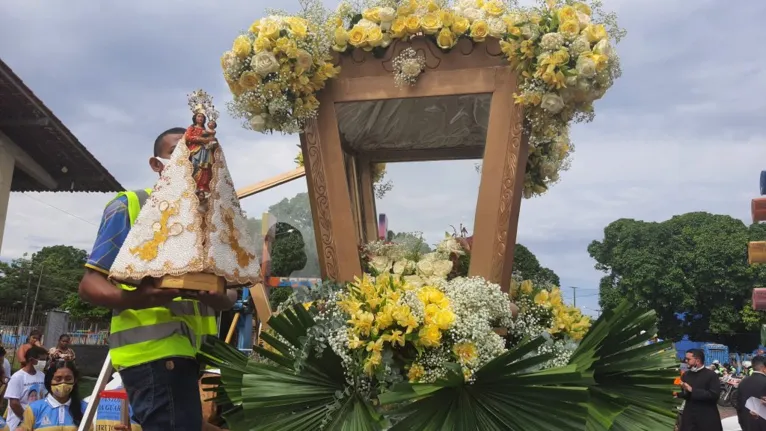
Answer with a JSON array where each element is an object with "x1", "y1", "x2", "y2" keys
[{"x1": 187, "y1": 89, "x2": 219, "y2": 122}]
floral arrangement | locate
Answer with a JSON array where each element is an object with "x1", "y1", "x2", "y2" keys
[
  {"x1": 360, "y1": 234, "x2": 465, "y2": 286},
  {"x1": 222, "y1": 0, "x2": 623, "y2": 198},
  {"x1": 203, "y1": 275, "x2": 680, "y2": 430},
  {"x1": 222, "y1": 8, "x2": 339, "y2": 134}
]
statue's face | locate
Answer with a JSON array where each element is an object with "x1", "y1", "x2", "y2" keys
[{"x1": 195, "y1": 113, "x2": 205, "y2": 125}]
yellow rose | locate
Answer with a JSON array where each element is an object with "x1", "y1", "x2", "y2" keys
[
  {"x1": 573, "y1": 2, "x2": 592, "y2": 16},
  {"x1": 557, "y1": 6, "x2": 577, "y2": 23},
  {"x1": 248, "y1": 19, "x2": 261, "y2": 35},
  {"x1": 433, "y1": 309, "x2": 455, "y2": 330},
  {"x1": 520, "y1": 280, "x2": 534, "y2": 294},
  {"x1": 397, "y1": 4, "x2": 414, "y2": 16},
  {"x1": 348, "y1": 26, "x2": 367, "y2": 47},
  {"x1": 453, "y1": 342, "x2": 478, "y2": 363},
  {"x1": 391, "y1": 17, "x2": 407, "y2": 38},
  {"x1": 405, "y1": 15, "x2": 421, "y2": 33},
  {"x1": 482, "y1": 0, "x2": 505, "y2": 17},
  {"x1": 499, "y1": 39, "x2": 518, "y2": 58},
  {"x1": 427, "y1": 1, "x2": 439, "y2": 12},
  {"x1": 440, "y1": 10, "x2": 454, "y2": 27},
  {"x1": 362, "y1": 7, "x2": 381, "y2": 23},
  {"x1": 253, "y1": 37, "x2": 272, "y2": 52},
  {"x1": 238, "y1": 71, "x2": 260, "y2": 89},
  {"x1": 295, "y1": 49, "x2": 313, "y2": 71},
  {"x1": 260, "y1": 20, "x2": 280, "y2": 39},
  {"x1": 333, "y1": 27, "x2": 349, "y2": 51},
  {"x1": 451, "y1": 16, "x2": 470, "y2": 34},
  {"x1": 583, "y1": 24, "x2": 607, "y2": 43},
  {"x1": 366, "y1": 27, "x2": 384, "y2": 47},
  {"x1": 227, "y1": 79, "x2": 244, "y2": 96},
  {"x1": 418, "y1": 324, "x2": 442, "y2": 347},
  {"x1": 287, "y1": 17, "x2": 308, "y2": 39},
  {"x1": 558, "y1": 19, "x2": 580, "y2": 38},
  {"x1": 421, "y1": 12, "x2": 442, "y2": 34},
  {"x1": 407, "y1": 363, "x2": 425, "y2": 382},
  {"x1": 436, "y1": 28, "x2": 456, "y2": 49},
  {"x1": 232, "y1": 35, "x2": 252, "y2": 58},
  {"x1": 274, "y1": 37, "x2": 291, "y2": 53},
  {"x1": 470, "y1": 20, "x2": 489, "y2": 42}
]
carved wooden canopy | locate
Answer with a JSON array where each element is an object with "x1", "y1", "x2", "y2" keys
[{"x1": 299, "y1": 37, "x2": 528, "y2": 292}]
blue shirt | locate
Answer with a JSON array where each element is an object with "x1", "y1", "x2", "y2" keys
[
  {"x1": 19, "y1": 395, "x2": 87, "y2": 431},
  {"x1": 85, "y1": 196, "x2": 130, "y2": 274},
  {"x1": 0, "y1": 415, "x2": 8, "y2": 431}
]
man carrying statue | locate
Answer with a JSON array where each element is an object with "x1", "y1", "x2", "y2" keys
[{"x1": 78, "y1": 126, "x2": 237, "y2": 431}]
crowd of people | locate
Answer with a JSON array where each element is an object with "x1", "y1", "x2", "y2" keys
[{"x1": 0, "y1": 332, "x2": 81, "y2": 431}]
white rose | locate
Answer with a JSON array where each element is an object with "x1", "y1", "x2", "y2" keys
[
  {"x1": 520, "y1": 24, "x2": 539, "y2": 40},
  {"x1": 431, "y1": 260, "x2": 454, "y2": 278},
  {"x1": 540, "y1": 33, "x2": 564, "y2": 51},
  {"x1": 540, "y1": 93, "x2": 565, "y2": 114},
  {"x1": 370, "y1": 256, "x2": 392, "y2": 274},
  {"x1": 575, "y1": 55, "x2": 597, "y2": 78},
  {"x1": 564, "y1": 75, "x2": 578, "y2": 87},
  {"x1": 249, "y1": 114, "x2": 267, "y2": 131},
  {"x1": 593, "y1": 39, "x2": 613, "y2": 58},
  {"x1": 541, "y1": 161, "x2": 556, "y2": 177},
  {"x1": 251, "y1": 51, "x2": 280, "y2": 76},
  {"x1": 400, "y1": 60, "x2": 422, "y2": 78},
  {"x1": 357, "y1": 18, "x2": 377, "y2": 29},
  {"x1": 378, "y1": 7, "x2": 395, "y2": 22},
  {"x1": 381, "y1": 33, "x2": 392, "y2": 48},
  {"x1": 576, "y1": 78, "x2": 592, "y2": 93},
  {"x1": 456, "y1": 0, "x2": 477, "y2": 11},
  {"x1": 487, "y1": 17, "x2": 506, "y2": 38},
  {"x1": 577, "y1": 11, "x2": 591, "y2": 29},
  {"x1": 393, "y1": 259, "x2": 416, "y2": 275},
  {"x1": 380, "y1": 21, "x2": 392, "y2": 32},
  {"x1": 417, "y1": 260, "x2": 435, "y2": 277},
  {"x1": 404, "y1": 275, "x2": 424, "y2": 288},
  {"x1": 569, "y1": 36, "x2": 590, "y2": 57},
  {"x1": 462, "y1": 7, "x2": 483, "y2": 23}
]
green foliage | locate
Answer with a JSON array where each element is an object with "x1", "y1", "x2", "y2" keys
[
  {"x1": 247, "y1": 192, "x2": 321, "y2": 277},
  {"x1": 201, "y1": 301, "x2": 678, "y2": 431},
  {"x1": 513, "y1": 244, "x2": 561, "y2": 287},
  {"x1": 589, "y1": 212, "x2": 766, "y2": 340},
  {"x1": 269, "y1": 286, "x2": 294, "y2": 310},
  {"x1": 0, "y1": 245, "x2": 106, "y2": 318},
  {"x1": 270, "y1": 222, "x2": 308, "y2": 276}
]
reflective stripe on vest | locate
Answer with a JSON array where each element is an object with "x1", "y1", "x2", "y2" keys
[{"x1": 108, "y1": 189, "x2": 198, "y2": 368}]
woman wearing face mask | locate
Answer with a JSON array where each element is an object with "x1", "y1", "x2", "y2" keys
[
  {"x1": 16, "y1": 360, "x2": 86, "y2": 431},
  {"x1": 3, "y1": 346, "x2": 48, "y2": 431}
]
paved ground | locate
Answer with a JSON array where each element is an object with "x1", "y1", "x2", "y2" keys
[{"x1": 720, "y1": 405, "x2": 737, "y2": 419}]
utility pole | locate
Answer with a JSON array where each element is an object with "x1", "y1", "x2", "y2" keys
[
  {"x1": 569, "y1": 286, "x2": 578, "y2": 307},
  {"x1": 20, "y1": 269, "x2": 33, "y2": 327},
  {"x1": 28, "y1": 265, "x2": 44, "y2": 327}
]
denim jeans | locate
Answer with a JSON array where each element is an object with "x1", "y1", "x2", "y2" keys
[{"x1": 120, "y1": 357, "x2": 203, "y2": 431}]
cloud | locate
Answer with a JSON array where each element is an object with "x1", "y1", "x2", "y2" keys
[{"x1": 1, "y1": 0, "x2": 764, "y2": 318}]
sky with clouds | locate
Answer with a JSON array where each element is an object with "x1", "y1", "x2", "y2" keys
[{"x1": 1, "y1": 0, "x2": 764, "y2": 316}]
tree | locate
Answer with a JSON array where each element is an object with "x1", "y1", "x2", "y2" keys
[
  {"x1": 589, "y1": 212, "x2": 766, "y2": 341},
  {"x1": 247, "y1": 192, "x2": 321, "y2": 278},
  {"x1": 270, "y1": 222, "x2": 308, "y2": 277},
  {"x1": 0, "y1": 245, "x2": 109, "y2": 319},
  {"x1": 512, "y1": 244, "x2": 561, "y2": 287}
]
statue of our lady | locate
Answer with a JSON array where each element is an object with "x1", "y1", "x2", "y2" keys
[{"x1": 109, "y1": 90, "x2": 260, "y2": 293}]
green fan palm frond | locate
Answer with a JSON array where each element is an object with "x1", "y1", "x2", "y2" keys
[
  {"x1": 200, "y1": 305, "x2": 384, "y2": 431},
  {"x1": 572, "y1": 301, "x2": 680, "y2": 431},
  {"x1": 378, "y1": 336, "x2": 592, "y2": 431}
]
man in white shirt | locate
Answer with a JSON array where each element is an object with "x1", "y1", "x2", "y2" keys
[{"x1": 3, "y1": 346, "x2": 47, "y2": 431}]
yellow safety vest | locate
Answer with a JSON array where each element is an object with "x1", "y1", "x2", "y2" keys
[{"x1": 107, "y1": 189, "x2": 217, "y2": 369}]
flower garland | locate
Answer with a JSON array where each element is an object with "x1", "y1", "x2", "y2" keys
[{"x1": 223, "y1": 0, "x2": 623, "y2": 198}]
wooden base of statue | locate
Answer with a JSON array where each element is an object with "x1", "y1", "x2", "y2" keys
[
  {"x1": 160, "y1": 273, "x2": 225, "y2": 294},
  {"x1": 753, "y1": 198, "x2": 766, "y2": 223}
]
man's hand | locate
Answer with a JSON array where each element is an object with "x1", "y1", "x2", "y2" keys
[
  {"x1": 184, "y1": 289, "x2": 237, "y2": 311},
  {"x1": 121, "y1": 278, "x2": 182, "y2": 310},
  {"x1": 681, "y1": 382, "x2": 692, "y2": 392}
]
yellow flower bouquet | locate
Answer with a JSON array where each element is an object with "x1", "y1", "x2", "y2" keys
[{"x1": 224, "y1": 0, "x2": 624, "y2": 198}]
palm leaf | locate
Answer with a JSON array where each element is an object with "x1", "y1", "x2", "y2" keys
[
  {"x1": 378, "y1": 336, "x2": 592, "y2": 430},
  {"x1": 573, "y1": 301, "x2": 680, "y2": 431},
  {"x1": 200, "y1": 305, "x2": 383, "y2": 431}
]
